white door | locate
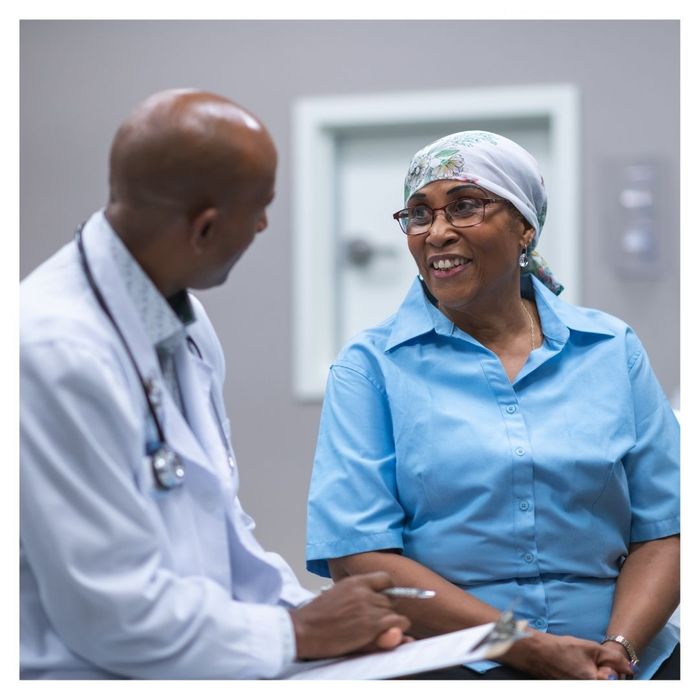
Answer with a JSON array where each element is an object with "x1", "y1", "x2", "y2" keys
[{"x1": 336, "y1": 121, "x2": 554, "y2": 343}]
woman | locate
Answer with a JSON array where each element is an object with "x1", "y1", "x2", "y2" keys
[{"x1": 305, "y1": 131, "x2": 680, "y2": 680}]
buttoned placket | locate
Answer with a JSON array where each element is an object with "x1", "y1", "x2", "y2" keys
[{"x1": 471, "y1": 333, "x2": 566, "y2": 635}]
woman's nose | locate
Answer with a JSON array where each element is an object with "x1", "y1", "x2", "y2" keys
[{"x1": 426, "y1": 210, "x2": 459, "y2": 246}]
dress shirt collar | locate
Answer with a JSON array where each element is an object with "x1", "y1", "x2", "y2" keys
[
  {"x1": 385, "y1": 274, "x2": 615, "y2": 353},
  {"x1": 98, "y1": 210, "x2": 195, "y2": 352}
]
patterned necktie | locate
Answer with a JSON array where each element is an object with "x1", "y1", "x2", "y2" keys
[{"x1": 157, "y1": 342, "x2": 186, "y2": 419}]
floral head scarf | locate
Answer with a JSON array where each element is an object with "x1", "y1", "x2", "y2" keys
[{"x1": 404, "y1": 130, "x2": 563, "y2": 295}]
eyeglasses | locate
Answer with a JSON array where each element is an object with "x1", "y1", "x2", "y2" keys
[{"x1": 392, "y1": 197, "x2": 507, "y2": 236}]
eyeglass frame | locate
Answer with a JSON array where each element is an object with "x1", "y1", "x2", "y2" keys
[{"x1": 392, "y1": 196, "x2": 508, "y2": 236}]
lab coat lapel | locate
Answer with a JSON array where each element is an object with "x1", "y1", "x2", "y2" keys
[
  {"x1": 80, "y1": 213, "x2": 214, "y2": 476},
  {"x1": 157, "y1": 387, "x2": 219, "y2": 479},
  {"x1": 173, "y1": 345, "x2": 227, "y2": 478},
  {"x1": 174, "y1": 344, "x2": 283, "y2": 601}
]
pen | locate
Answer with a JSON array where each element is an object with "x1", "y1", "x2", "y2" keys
[
  {"x1": 381, "y1": 587, "x2": 436, "y2": 599},
  {"x1": 318, "y1": 584, "x2": 436, "y2": 599}
]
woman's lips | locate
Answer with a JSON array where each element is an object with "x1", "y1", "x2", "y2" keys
[{"x1": 430, "y1": 260, "x2": 471, "y2": 278}]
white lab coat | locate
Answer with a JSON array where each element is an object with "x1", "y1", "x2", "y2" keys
[{"x1": 20, "y1": 212, "x2": 313, "y2": 679}]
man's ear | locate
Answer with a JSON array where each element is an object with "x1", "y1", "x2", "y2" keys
[{"x1": 189, "y1": 207, "x2": 218, "y2": 253}]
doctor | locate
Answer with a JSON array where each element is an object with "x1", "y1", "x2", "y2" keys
[{"x1": 20, "y1": 89, "x2": 410, "y2": 679}]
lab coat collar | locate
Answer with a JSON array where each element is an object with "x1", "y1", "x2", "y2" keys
[{"x1": 80, "y1": 211, "x2": 217, "y2": 479}]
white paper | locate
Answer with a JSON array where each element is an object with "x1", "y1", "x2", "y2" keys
[{"x1": 279, "y1": 622, "x2": 499, "y2": 680}]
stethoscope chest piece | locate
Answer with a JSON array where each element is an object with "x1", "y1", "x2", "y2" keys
[
  {"x1": 144, "y1": 377, "x2": 185, "y2": 490},
  {"x1": 151, "y1": 446, "x2": 186, "y2": 489}
]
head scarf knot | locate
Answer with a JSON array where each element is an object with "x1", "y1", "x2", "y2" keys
[{"x1": 404, "y1": 130, "x2": 563, "y2": 295}]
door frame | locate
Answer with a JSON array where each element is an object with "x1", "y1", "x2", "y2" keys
[{"x1": 292, "y1": 84, "x2": 580, "y2": 400}]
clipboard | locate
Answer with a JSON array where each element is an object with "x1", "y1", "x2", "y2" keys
[{"x1": 278, "y1": 609, "x2": 528, "y2": 680}]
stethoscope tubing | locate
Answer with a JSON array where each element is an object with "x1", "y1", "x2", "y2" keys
[{"x1": 75, "y1": 223, "x2": 181, "y2": 489}]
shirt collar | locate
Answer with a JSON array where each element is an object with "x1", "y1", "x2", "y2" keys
[
  {"x1": 384, "y1": 277, "x2": 439, "y2": 351},
  {"x1": 529, "y1": 276, "x2": 616, "y2": 341},
  {"x1": 384, "y1": 274, "x2": 615, "y2": 353},
  {"x1": 99, "y1": 211, "x2": 195, "y2": 352}
]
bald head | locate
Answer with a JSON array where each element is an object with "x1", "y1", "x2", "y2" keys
[
  {"x1": 108, "y1": 89, "x2": 276, "y2": 218},
  {"x1": 105, "y1": 89, "x2": 278, "y2": 296}
]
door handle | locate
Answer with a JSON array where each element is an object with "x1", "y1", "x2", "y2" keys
[{"x1": 343, "y1": 237, "x2": 398, "y2": 268}]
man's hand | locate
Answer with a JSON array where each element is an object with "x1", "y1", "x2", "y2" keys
[
  {"x1": 499, "y1": 630, "x2": 635, "y2": 679},
  {"x1": 289, "y1": 571, "x2": 411, "y2": 660}
]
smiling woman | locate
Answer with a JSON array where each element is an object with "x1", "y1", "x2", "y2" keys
[
  {"x1": 305, "y1": 131, "x2": 680, "y2": 680},
  {"x1": 401, "y1": 179, "x2": 540, "y2": 381}
]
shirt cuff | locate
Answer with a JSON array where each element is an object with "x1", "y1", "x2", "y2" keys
[
  {"x1": 280, "y1": 608, "x2": 298, "y2": 666},
  {"x1": 630, "y1": 516, "x2": 680, "y2": 542},
  {"x1": 306, "y1": 531, "x2": 404, "y2": 577},
  {"x1": 237, "y1": 603, "x2": 299, "y2": 678}
]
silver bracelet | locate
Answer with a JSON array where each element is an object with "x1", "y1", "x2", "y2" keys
[{"x1": 601, "y1": 634, "x2": 640, "y2": 667}]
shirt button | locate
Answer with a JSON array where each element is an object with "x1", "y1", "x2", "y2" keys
[
  {"x1": 533, "y1": 618, "x2": 546, "y2": 629},
  {"x1": 524, "y1": 552, "x2": 535, "y2": 563},
  {"x1": 505, "y1": 405, "x2": 517, "y2": 414},
  {"x1": 519, "y1": 500, "x2": 530, "y2": 511},
  {"x1": 515, "y1": 447, "x2": 526, "y2": 456}
]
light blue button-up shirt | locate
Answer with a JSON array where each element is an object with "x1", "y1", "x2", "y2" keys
[{"x1": 306, "y1": 275, "x2": 679, "y2": 678}]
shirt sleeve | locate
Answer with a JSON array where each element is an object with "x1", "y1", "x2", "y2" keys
[
  {"x1": 623, "y1": 330, "x2": 680, "y2": 542},
  {"x1": 306, "y1": 362, "x2": 405, "y2": 577},
  {"x1": 20, "y1": 338, "x2": 296, "y2": 679}
]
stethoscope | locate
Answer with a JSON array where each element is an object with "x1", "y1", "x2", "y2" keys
[{"x1": 75, "y1": 222, "x2": 234, "y2": 491}]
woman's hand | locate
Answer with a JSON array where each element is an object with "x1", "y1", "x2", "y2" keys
[
  {"x1": 499, "y1": 630, "x2": 634, "y2": 679},
  {"x1": 596, "y1": 640, "x2": 636, "y2": 679}
]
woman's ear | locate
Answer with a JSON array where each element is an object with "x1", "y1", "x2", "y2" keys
[
  {"x1": 509, "y1": 206, "x2": 535, "y2": 249},
  {"x1": 189, "y1": 207, "x2": 218, "y2": 253},
  {"x1": 520, "y1": 226, "x2": 536, "y2": 250}
]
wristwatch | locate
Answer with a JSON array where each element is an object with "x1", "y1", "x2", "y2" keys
[{"x1": 601, "y1": 634, "x2": 640, "y2": 667}]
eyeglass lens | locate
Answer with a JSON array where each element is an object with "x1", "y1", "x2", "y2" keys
[{"x1": 397, "y1": 198, "x2": 487, "y2": 235}]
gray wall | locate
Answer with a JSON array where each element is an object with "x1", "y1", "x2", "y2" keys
[{"x1": 20, "y1": 20, "x2": 679, "y2": 590}]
